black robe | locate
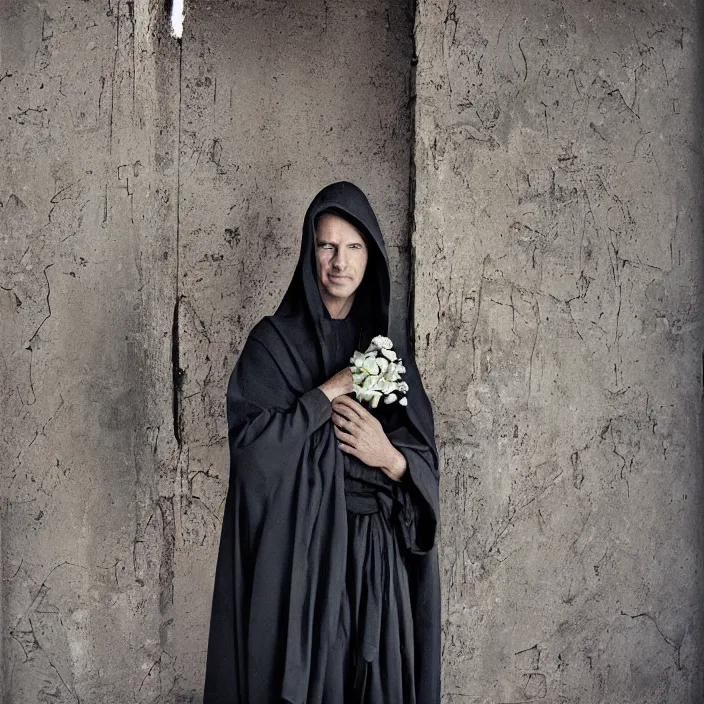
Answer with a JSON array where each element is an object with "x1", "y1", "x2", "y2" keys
[{"x1": 203, "y1": 182, "x2": 440, "y2": 704}]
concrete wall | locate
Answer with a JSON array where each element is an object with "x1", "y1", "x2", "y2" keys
[
  {"x1": 1, "y1": 1, "x2": 179, "y2": 701},
  {"x1": 413, "y1": 0, "x2": 703, "y2": 702},
  {"x1": 1, "y1": 0, "x2": 702, "y2": 702},
  {"x1": 0, "y1": 1, "x2": 411, "y2": 701}
]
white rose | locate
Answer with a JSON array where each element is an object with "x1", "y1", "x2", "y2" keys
[
  {"x1": 351, "y1": 351, "x2": 366, "y2": 368},
  {"x1": 362, "y1": 359, "x2": 380, "y2": 376},
  {"x1": 371, "y1": 335, "x2": 393, "y2": 350},
  {"x1": 362, "y1": 375, "x2": 379, "y2": 390},
  {"x1": 386, "y1": 367, "x2": 400, "y2": 382}
]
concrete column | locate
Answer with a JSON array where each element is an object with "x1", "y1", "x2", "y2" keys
[
  {"x1": 1, "y1": 1, "x2": 181, "y2": 701},
  {"x1": 413, "y1": 1, "x2": 703, "y2": 701}
]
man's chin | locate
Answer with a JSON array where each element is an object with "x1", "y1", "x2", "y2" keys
[{"x1": 322, "y1": 281, "x2": 359, "y2": 300}]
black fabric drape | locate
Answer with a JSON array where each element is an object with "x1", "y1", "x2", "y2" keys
[{"x1": 203, "y1": 181, "x2": 440, "y2": 704}]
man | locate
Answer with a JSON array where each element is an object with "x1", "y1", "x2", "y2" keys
[
  {"x1": 314, "y1": 210, "x2": 409, "y2": 481},
  {"x1": 204, "y1": 181, "x2": 440, "y2": 703}
]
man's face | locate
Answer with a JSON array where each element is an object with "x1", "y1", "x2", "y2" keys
[{"x1": 315, "y1": 213, "x2": 369, "y2": 310}]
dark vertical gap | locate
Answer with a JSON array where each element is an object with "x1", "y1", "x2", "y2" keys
[
  {"x1": 171, "y1": 35, "x2": 183, "y2": 446},
  {"x1": 172, "y1": 298, "x2": 182, "y2": 445},
  {"x1": 162, "y1": 9, "x2": 182, "y2": 676},
  {"x1": 126, "y1": 0, "x2": 135, "y2": 117},
  {"x1": 405, "y1": 0, "x2": 418, "y2": 358}
]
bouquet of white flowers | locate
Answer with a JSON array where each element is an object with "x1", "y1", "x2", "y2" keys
[{"x1": 349, "y1": 335, "x2": 409, "y2": 409}]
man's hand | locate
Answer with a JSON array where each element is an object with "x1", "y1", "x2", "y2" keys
[
  {"x1": 318, "y1": 368, "x2": 354, "y2": 402},
  {"x1": 331, "y1": 395, "x2": 407, "y2": 481}
]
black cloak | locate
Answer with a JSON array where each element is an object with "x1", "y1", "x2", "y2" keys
[{"x1": 203, "y1": 182, "x2": 440, "y2": 704}]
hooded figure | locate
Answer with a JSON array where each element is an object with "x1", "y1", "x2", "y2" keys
[{"x1": 203, "y1": 182, "x2": 440, "y2": 703}]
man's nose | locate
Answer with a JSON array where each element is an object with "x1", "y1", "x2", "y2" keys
[{"x1": 332, "y1": 248, "x2": 347, "y2": 269}]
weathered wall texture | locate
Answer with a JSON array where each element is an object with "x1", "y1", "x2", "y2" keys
[
  {"x1": 2, "y1": 0, "x2": 703, "y2": 702},
  {"x1": 1, "y1": 1, "x2": 181, "y2": 701},
  {"x1": 413, "y1": 1, "x2": 703, "y2": 702},
  {"x1": 0, "y1": 0, "x2": 411, "y2": 701}
]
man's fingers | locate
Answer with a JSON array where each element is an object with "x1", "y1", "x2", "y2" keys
[
  {"x1": 347, "y1": 396, "x2": 374, "y2": 421},
  {"x1": 332, "y1": 411, "x2": 359, "y2": 433},
  {"x1": 334, "y1": 425, "x2": 358, "y2": 447},
  {"x1": 334, "y1": 395, "x2": 378, "y2": 427},
  {"x1": 332, "y1": 405, "x2": 363, "y2": 427},
  {"x1": 331, "y1": 407, "x2": 353, "y2": 421},
  {"x1": 332, "y1": 395, "x2": 365, "y2": 419},
  {"x1": 337, "y1": 441, "x2": 358, "y2": 457}
]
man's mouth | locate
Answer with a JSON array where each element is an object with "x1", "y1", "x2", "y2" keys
[{"x1": 329, "y1": 274, "x2": 349, "y2": 281}]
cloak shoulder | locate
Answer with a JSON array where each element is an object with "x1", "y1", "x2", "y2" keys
[{"x1": 226, "y1": 317, "x2": 332, "y2": 490}]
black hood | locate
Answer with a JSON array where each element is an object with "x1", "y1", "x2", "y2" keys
[
  {"x1": 275, "y1": 181, "x2": 391, "y2": 350},
  {"x1": 270, "y1": 181, "x2": 437, "y2": 456}
]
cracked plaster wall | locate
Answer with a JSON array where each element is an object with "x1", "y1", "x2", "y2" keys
[
  {"x1": 412, "y1": 1, "x2": 703, "y2": 702},
  {"x1": 1, "y1": 1, "x2": 181, "y2": 701},
  {"x1": 0, "y1": 0, "x2": 412, "y2": 702},
  {"x1": 2, "y1": 0, "x2": 703, "y2": 703}
]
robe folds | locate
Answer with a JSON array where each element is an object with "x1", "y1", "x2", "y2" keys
[{"x1": 203, "y1": 181, "x2": 440, "y2": 704}]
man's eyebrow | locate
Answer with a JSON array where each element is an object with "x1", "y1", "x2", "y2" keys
[{"x1": 315, "y1": 236, "x2": 366, "y2": 246}]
